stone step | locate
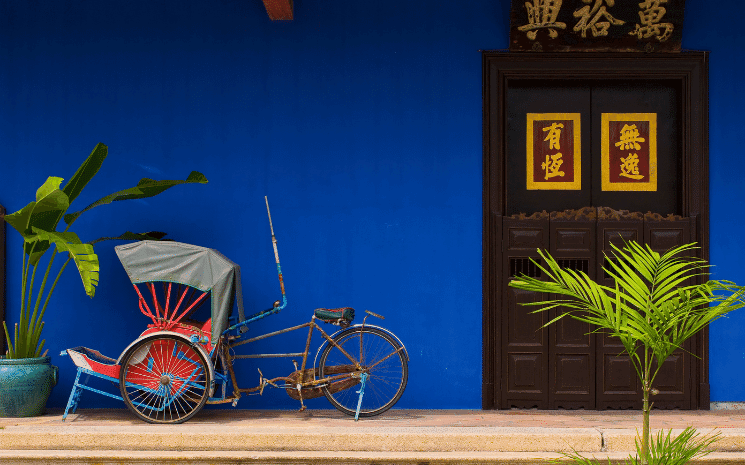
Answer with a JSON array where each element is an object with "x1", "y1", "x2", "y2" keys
[{"x1": 1, "y1": 450, "x2": 745, "y2": 465}]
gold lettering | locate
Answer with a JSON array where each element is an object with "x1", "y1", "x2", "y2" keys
[
  {"x1": 573, "y1": 0, "x2": 625, "y2": 38},
  {"x1": 629, "y1": 0, "x2": 674, "y2": 42},
  {"x1": 542, "y1": 122, "x2": 564, "y2": 150},
  {"x1": 518, "y1": 0, "x2": 567, "y2": 40},
  {"x1": 619, "y1": 153, "x2": 645, "y2": 180},
  {"x1": 615, "y1": 124, "x2": 645, "y2": 151},
  {"x1": 542, "y1": 153, "x2": 565, "y2": 180}
]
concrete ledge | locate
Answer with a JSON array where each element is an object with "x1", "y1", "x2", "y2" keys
[
  {"x1": 603, "y1": 428, "x2": 745, "y2": 452},
  {"x1": 0, "y1": 425, "x2": 601, "y2": 453},
  {"x1": 2, "y1": 450, "x2": 745, "y2": 465},
  {"x1": 711, "y1": 402, "x2": 745, "y2": 411}
]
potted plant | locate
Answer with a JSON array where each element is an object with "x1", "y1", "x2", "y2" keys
[
  {"x1": 509, "y1": 241, "x2": 745, "y2": 465},
  {"x1": 0, "y1": 143, "x2": 207, "y2": 417}
]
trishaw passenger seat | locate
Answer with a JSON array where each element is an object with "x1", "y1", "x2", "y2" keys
[{"x1": 314, "y1": 307, "x2": 355, "y2": 326}]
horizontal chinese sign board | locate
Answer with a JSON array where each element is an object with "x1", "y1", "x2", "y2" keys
[
  {"x1": 601, "y1": 113, "x2": 657, "y2": 191},
  {"x1": 509, "y1": 0, "x2": 684, "y2": 52},
  {"x1": 526, "y1": 113, "x2": 581, "y2": 190}
]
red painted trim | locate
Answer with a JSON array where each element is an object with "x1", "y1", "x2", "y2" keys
[
  {"x1": 134, "y1": 285, "x2": 156, "y2": 322},
  {"x1": 262, "y1": 0, "x2": 293, "y2": 20},
  {"x1": 147, "y1": 282, "x2": 162, "y2": 321},
  {"x1": 168, "y1": 291, "x2": 208, "y2": 329},
  {"x1": 86, "y1": 357, "x2": 121, "y2": 379},
  {"x1": 164, "y1": 282, "x2": 172, "y2": 321}
]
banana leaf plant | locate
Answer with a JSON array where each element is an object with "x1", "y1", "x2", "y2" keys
[
  {"x1": 2, "y1": 143, "x2": 208, "y2": 359},
  {"x1": 508, "y1": 241, "x2": 745, "y2": 465}
]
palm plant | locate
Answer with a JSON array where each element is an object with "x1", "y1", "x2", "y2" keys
[
  {"x1": 509, "y1": 241, "x2": 745, "y2": 465},
  {"x1": 556, "y1": 427, "x2": 721, "y2": 465},
  {"x1": 2, "y1": 143, "x2": 208, "y2": 359}
]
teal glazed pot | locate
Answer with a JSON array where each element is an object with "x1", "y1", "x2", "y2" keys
[{"x1": 0, "y1": 356, "x2": 58, "y2": 417}]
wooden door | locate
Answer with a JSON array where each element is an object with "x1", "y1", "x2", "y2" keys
[
  {"x1": 483, "y1": 52, "x2": 709, "y2": 410},
  {"x1": 596, "y1": 214, "x2": 645, "y2": 409},
  {"x1": 501, "y1": 211, "x2": 696, "y2": 409},
  {"x1": 644, "y1": 216, "x2": 695, "y2": 409},
  {"x1": 501, "y1": 215, "x2": 549, "y2": 408},
  {"x1": 548, "y1": 212, "x2": 596, "y2": 409}
]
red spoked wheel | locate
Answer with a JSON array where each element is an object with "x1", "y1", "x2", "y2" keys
[{"x1": 119, "y1": 334, "x2": 211, "y2": 424}]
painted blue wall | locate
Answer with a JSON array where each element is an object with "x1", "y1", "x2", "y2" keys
[{"x1": 0, "y1": 0, "x2": 743, "y2": 410}]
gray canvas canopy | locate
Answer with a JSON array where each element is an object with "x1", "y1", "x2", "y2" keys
[{"x1": 115, "y1": 241, "x2": 245, "y2": 341}]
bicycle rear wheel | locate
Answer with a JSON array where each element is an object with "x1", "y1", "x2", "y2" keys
[
  {"x1": 119, "y1": 334, "x2": 211, "y2": 424},
  {"x1": 319, "y1": 326, "x2": 407, "y2": 417}
]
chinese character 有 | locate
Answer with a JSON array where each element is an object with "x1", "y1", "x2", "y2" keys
[
  {"x1": 543, "y1": 122, "x2": 564, "y2": 150},
  {"x1": 519, "y1": 0, "x2": 567, "y2": 40}
]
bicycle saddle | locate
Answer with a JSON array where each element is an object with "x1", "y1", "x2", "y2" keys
[{"x1": 314, "y1": 307, "x2": 355, "y2": 326}]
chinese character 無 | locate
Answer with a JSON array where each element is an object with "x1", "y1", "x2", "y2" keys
[
  {"x1": 619, "y1": 153, "x2": 644, "y2": 180},
  {"x1": 629, "y1": 0, "x2": 674, "y2": 42},
  {"x1": 519, "y1": 0, "x2": 567, "y2": 40},
  {"x1": 573, "y1": 0, "x2": 625, "y2": 38},
  {"x1": 615, "y1": 124, "x2": 645, "y2": 150}
]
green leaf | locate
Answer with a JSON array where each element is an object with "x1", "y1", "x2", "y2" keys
[
  {"x1": 29, "y1": 228, "x2": 99, "y2": 298},
  {"x1": 64, "y1": 171, "x2": 208, "y2": 225},
  {"x1": 2, "y1": 322, "x2": 14, "y2": 358},
  {"x1": 5, "y1": 177, "x2": 71, "y2": 266},
  {"x1": 4, "y1": 177, "x2": 69, "y2": 237},
  {"x1": 62, "y1": 143, "x2": 108, "y2": 205}
]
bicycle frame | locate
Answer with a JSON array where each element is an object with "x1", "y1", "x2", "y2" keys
[{"x1": 208, "y1": 315, "x2": 364, "y2": 410}]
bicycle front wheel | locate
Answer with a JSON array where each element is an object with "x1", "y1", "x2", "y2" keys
[
  {"x1": 119, "y1": 335, "x2": 211, "y2": 424},
  {"x1": 319, "y1": 326, "x2": 407, "y2": 417}
]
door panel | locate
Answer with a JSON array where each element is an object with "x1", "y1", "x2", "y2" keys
[
  {"x1": 505, "y1": 83, "x2": 592, "y2": 216},
  {"x1": 503, "y1": 211, "x2": 696, "y2": 409},
  {"x1": 644, "y1": 216, "x2": 694, "y2": 409},
  {"x1": 502, "y1": 217, "x2": 549, "y2": 408},
  {"x1": 596, "y1": 218, "x2": 644, "y2": 408},
  {"x1": 591, "y1": 81, "x2": 682, "y2": 215},
  {"x1": 549, "y1": 215, "x2": 596, "y2": 408}
]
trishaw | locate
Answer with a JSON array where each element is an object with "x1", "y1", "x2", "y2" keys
[{"x1": 61, "y1": 199, "x2": 408, "y2": 424}]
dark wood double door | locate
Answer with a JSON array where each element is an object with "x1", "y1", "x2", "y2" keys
[
  {"x1": 482, "y1": 52, "x2": 710, "y2": 410},
  {"x1": 501, "y1": 209, "x2": 695, "y2": 409}
]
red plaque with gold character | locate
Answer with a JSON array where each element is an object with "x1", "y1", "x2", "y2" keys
[
  {"x1": 526, "y1": 113, "x2": 581, "y2": 190},
  {"x1": 601, "y1": 113, "x2": 657, "y2": 191}
]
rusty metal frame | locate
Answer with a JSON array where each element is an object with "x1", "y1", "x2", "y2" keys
[{"x1": 207, "y1": 316, "x2": 366, "y2": 409}]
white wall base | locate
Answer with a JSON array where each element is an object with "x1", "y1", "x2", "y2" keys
[{"x1": 711, "y1": 402, "x2": 745, "y2": 410}]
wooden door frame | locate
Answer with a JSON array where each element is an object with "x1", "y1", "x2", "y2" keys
[{"x1": 482, "y1": 51, "x2": 710, "y2": 409}]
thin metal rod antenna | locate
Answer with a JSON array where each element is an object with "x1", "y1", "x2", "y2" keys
[
  {"x1": 265, "y1": 196, "x2": 286, "y2": 307},
  {"x1": 266, "y1": 196, "x2": 276, "y2": 238}
]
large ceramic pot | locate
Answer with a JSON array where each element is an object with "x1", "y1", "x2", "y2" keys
[{"x1": 0, "y1": 356, "x2": 58, "y2": 417}]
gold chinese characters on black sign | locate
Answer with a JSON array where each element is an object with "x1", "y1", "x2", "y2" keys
[{"x1": 509, "y1": 0, "x2": 684, "y2": 52}]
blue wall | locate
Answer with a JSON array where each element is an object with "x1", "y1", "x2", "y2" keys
[{"x1": 1, "y1": 0, "x2": 743, "y2": 409}]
